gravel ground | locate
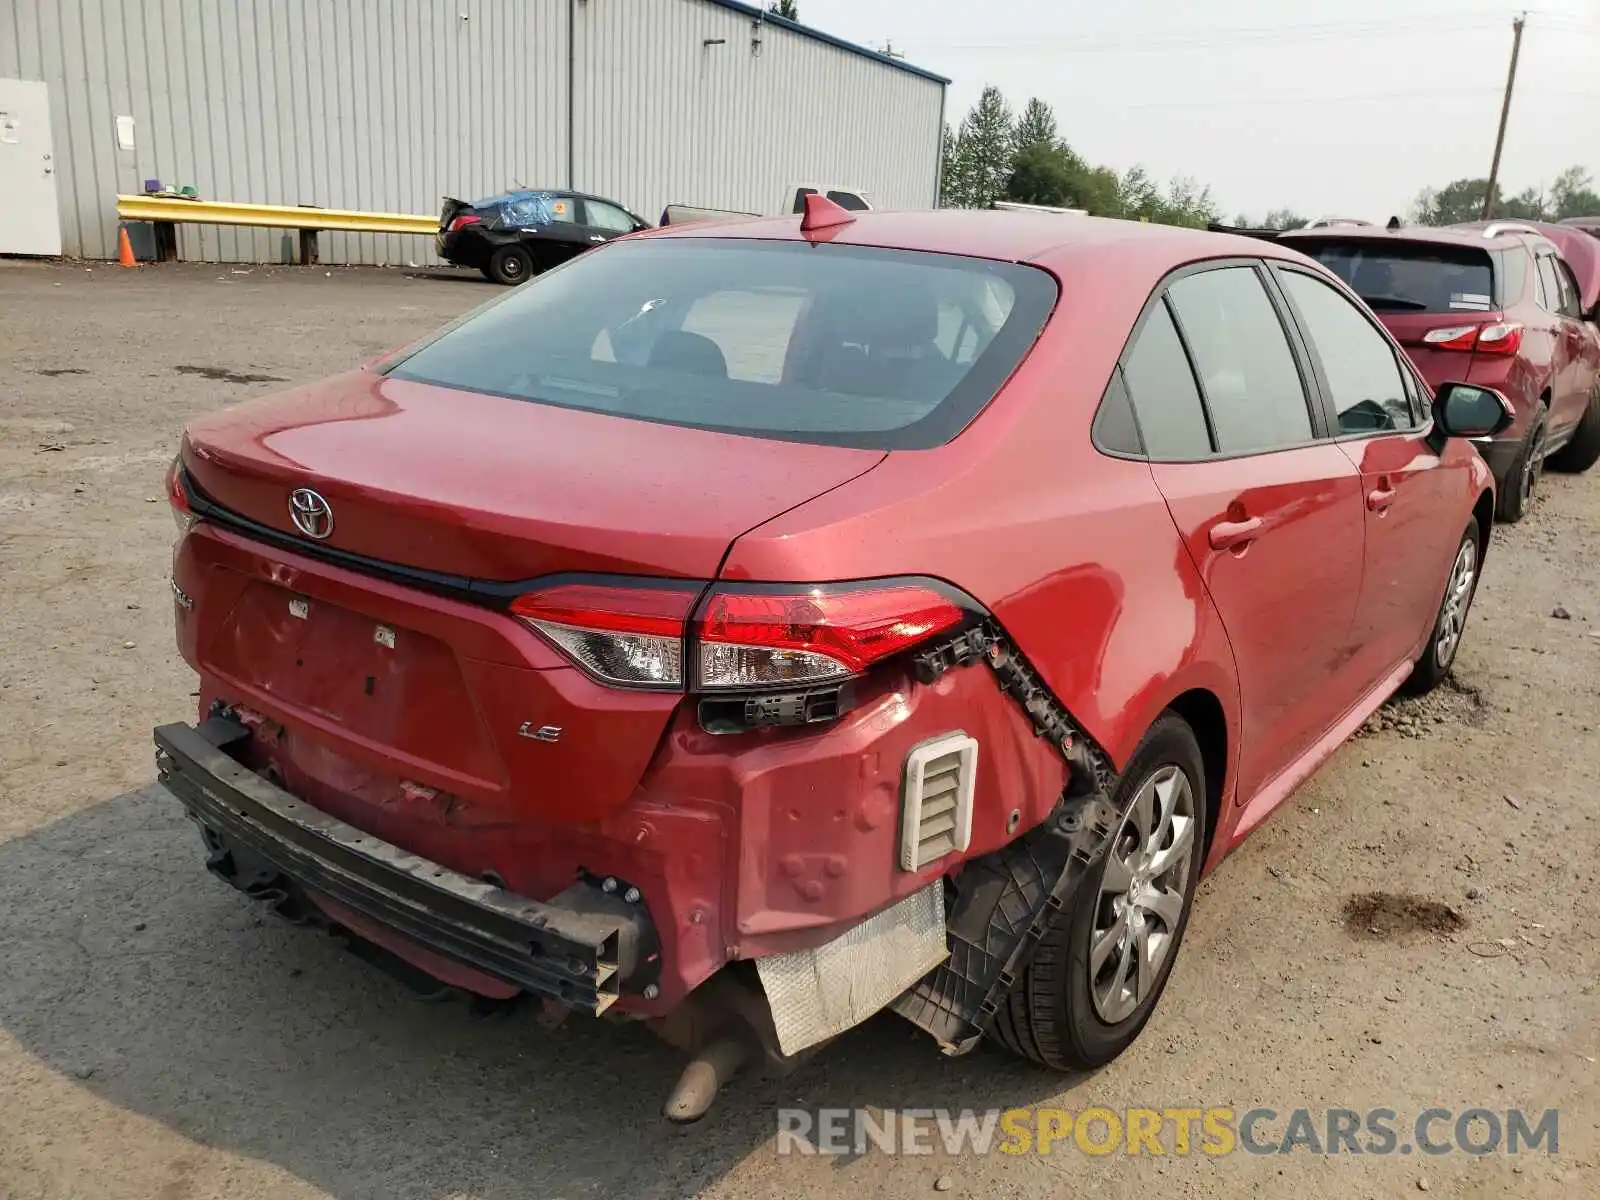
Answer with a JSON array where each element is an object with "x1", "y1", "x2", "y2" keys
[{"x1": 1, "y1": 258, "x2": 1597, "y2": 1199}]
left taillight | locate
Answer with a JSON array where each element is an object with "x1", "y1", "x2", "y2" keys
[
  {"x1": 509, "y1": 577, "x2": 974, "y2": 694},
  {"x1": 509, "y1": 581, "x2": 702, "y2": 689},
  {"x1": 166, "y1": 456, "x2": 197, "y2": 534}
]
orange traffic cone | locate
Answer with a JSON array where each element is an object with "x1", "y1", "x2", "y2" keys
[{"x1": 117, "y1": 225, "x2": 138, "y2": 268}]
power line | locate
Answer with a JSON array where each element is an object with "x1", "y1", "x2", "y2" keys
[
  {"x1": 903, "y1": 12, "x2": 1597, "y2": 54},
  {"x1": 1094, "y1": 85, "x2": 1596, "y2": 111}
]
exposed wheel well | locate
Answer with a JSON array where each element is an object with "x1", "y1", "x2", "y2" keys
[{"x1": 1167, "y1": 689, "x2": 1227, "y2": 861}]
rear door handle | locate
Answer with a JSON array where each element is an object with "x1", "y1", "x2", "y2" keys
[
  {"x1": 1367, "y1": 486, "x2": 1397, "y2": 512},
  {"x1": 1209, "y1": 516, "x2": 1263, "y2": 551}
]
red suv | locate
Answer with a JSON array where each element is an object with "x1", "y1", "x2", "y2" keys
[
  {"x1": 156, "y1": 204, "x2": 1508, "y2": 1119},
  {"x1": 1280, "y1": 221, "x2": 1600, "y2": 521}
]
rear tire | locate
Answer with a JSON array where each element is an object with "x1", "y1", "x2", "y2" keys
[
  {"x1": 1546, "y1": 381, "x2": 1600, "y2": 474},
  {"x1": 1495, "y1": 405, "x2": 1546, "y2": 524},
  {"x1": 486, "y1": 244, "x2": 534, "y2": 286},
  {"x1": 1402, "y1": 517, "x2": 1482, "y2": 696},
  {"x1": 988, "y1": 713, "x2": 1206, "y2": 1071}
]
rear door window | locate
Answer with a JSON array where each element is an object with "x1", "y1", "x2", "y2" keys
[
  {"x1": 1295, "y1": 240, "x2": 1496, "y2": 314},
  {"x1": 1167, "y1": 266, "x2": 1315, "y2": 454},
  {"x1": 1278, "y1": 270, "x2": 1417, "y2": 434},
  {"x1": 1536, "y1": 256, "x2": 1566, "y2": 313},
  {"x1": 1121, "y1": 301, "x2": 1212, "y2": 459},
  {"x1": 386, "y1": 237, "x2": 1056, "y2": 450},
  {"x1": 1536, "y1": 254, "x2": 1587, "y2": 320}
]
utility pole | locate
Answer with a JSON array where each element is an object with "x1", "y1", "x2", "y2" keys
[{"x1": 1481, "y1": 12, "x2": 1526, "y2": 220}]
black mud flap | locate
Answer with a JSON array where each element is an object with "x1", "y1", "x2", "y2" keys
[{"x1": 892, "y1": 624, "x2": 1123, "y2": 1053}]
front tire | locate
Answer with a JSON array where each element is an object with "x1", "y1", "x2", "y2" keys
[
  {"x1": 1496, "y1": 406, "x2": 1546, "y2": 523},
  {"x1": 989, "y1": 713, "x2": 1206, "y2": 1071},
  {"x1": 1546, "y1": 380, "x2": 1600, "y2": 473},
  {"x1": 486, "y1": 244, "x2": 534, "y2": 286},
  {"x1": 1402, "y1": 517, "x2": 1481, "y2": 695}
]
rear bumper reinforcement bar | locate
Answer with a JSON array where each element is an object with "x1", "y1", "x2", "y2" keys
[{"x1": 154, "y1": 718, "x2": 650, "y2": 1015}]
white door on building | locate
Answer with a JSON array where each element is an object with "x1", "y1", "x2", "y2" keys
[{"x1": 0, "y1": 79, "x2": 64, "y2": 257}]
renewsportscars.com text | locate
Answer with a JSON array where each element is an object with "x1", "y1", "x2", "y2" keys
[{"x1": 776, "y1": 1106, "x2": 1559, "y2": 1158}]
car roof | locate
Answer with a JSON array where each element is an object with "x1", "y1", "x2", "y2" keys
[{"x1": 641, "y1": 208, "x2": 1315, "y2": 272}]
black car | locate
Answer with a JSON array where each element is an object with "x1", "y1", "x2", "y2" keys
[{"x1": 437, "y1": 189, "x2": 650, "y2": 285}]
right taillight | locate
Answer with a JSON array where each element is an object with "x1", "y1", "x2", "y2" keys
[
  {"x1": 1473, "y1": 321, "x2": 1523, "y2": 355},
  {"x1": 1421, "y1": 321, "x2": 1522, "y2": 355},
  {"x1": 694, "y1": 583, "x2": 968, "y2": 691},
  {"x1": 447, "y1": 213, "x2": 482, "y2": 232},
  {"x1": 509, "y1": 577, "x2": 974, "y2": 695}
]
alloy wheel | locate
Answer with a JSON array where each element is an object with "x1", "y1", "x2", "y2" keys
[
  {"x1": 1434, "y1": 537, "x2": 1477, "y2": 667},
  {"x1": 1089, "y1": 764, "x2": 1196, "y2": 1024}
]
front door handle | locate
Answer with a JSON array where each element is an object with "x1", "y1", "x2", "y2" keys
[
  {"x1": 1367, "y1": 486, "x2": 1397, "y2": 512},
  {"x1": 1209, "y1": 516, "x2": 1263, "y2": 551}
]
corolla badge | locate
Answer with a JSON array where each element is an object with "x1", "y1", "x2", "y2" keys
[{"x1": 288, "y1": 488, "x2": 334, "y2": 540}]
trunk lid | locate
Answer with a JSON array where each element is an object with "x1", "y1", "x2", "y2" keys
[
  {"x1": 181, "y1": 369, "x2": 886, "y2": 581},
  {"x1": 177, "y1": 371, "x2": 884, "y2": 832},
  {"x1": 1376, "y1": 311, "x2": 1502, "y2": 391},
  {"x1": 439, "y1": 196, "x2": 471, "y2": 231}
]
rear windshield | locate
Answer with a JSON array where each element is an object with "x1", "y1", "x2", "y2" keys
[
  {"x1": 385, "y1": 237, "x2": 1057, "y2": 450},
  {"x1": 1292, "y1": 239, "x2": 1497, "y2": 314}
]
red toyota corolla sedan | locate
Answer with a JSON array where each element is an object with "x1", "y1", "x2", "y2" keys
[{"x1": 156, "y1": 201, "x2": 1509, "y2": 1120}]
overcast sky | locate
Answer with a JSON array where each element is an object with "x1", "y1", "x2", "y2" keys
[{"x1": 798, "y1": 0, "x2": 1600, "y2": 220}]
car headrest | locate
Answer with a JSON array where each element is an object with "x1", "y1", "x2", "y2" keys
[{"x1": 647, "y1": 330, "x2": 729, "y2": 378}]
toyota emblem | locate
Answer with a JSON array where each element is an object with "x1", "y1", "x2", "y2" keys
[{"x1": 288, "y1": 488, "x2": 334, "y2": 540}]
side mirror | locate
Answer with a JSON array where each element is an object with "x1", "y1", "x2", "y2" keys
[{"x1": 1434, "y1": 381, "x2": 1514, "y2": 439}]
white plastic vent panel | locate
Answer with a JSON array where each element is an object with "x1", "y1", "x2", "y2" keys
[{"x1": 899, "y1": 732, "x2": 978, "y2": 871}]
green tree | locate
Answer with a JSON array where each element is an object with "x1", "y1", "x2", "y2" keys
[
  {"x1": 1231, "y1": 209, "x2": 1306, "y2": 230},
  {"x1": 1004, "y1": 141, "x2": 1075, "y2": 206},
  {"x1": 1160, "y1": 176, "x2": 1219, "y2": 228},
  {"x1": 1412, "y1": 178, "x2": 1496, "y2": 225},
  {"x1": 1115, "y1": 167, "x2": 1215, "y2": 228},
  {"x1": 1004, "y1": 141, "x2": 1120, "y2": 214},
  {"x1": 1013, "y1": 98, "x2": 1058, "y2": 150},
  {"x1": 1117, "y1": 166, "x2": 1159, "y2": 218},
  {"x1": 1551, "y1": 166, "x2": 1600, "y2": 219},
  {"x1": 1499, "y1": 186, "x2": 1547, "y2": 221},
  {"x1": 767, "y1": 0, "x2": 799, "y2": 18},
  {"x1": 958, "y1": 85, "x2": 1016, "y2": 209},
  {"x1": 939, "y1": 124, "x2": 965, "y2": 207}
]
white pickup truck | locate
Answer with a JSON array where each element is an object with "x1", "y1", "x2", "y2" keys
[{"x1": 658, "y1": 183, "x2": 872, "y2": 227}]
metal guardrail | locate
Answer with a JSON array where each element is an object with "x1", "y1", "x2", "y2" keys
[{"x1": 115, "y1": 194, "x2": 436, "y2": 236}]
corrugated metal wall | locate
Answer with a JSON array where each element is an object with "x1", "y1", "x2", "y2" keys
[
  {"x1": 573, "y1": 0, "x2": 943, "y2": 223},
  {"x1": 1, "y1": 0, "x2": 942, "y2": 264}
]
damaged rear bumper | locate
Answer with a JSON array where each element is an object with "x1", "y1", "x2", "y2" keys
[{"x1": 154, "y1": 718, "x2": 654, "y2": 1015}]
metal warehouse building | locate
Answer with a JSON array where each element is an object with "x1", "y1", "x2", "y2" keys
[{"x1": 1, "y1": 0, "x2": 946, "y2": 264}]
